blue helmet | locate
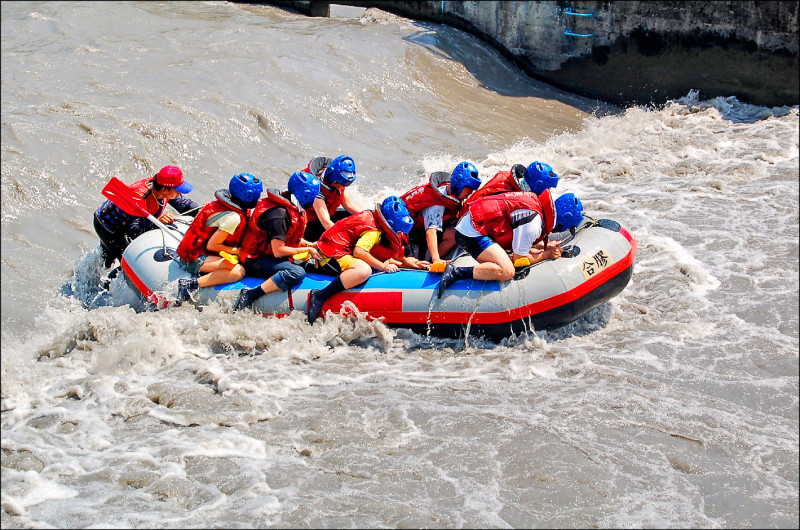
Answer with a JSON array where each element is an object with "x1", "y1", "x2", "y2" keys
[
  {"x1": 323, "y1": 155, "x2": 356, "y2": 187},
  {"x1": 450, "y1": 161, "x2": 481, "y2": 197},
  {"x1": 229, "y1": 173, "x2": 263, "y2": 208},
  {"x1": 525, "y1": 161, "x2": 559, "y2": 195},
  {"x1": 553, "y1": 193, "x2": 584, "y2": 233},
  {"x1": 288, "y1": 171, "x2": 321, "y2": 209},
  {"x1": 380, "y1": 196, "x2": 414, "y2": 235}
]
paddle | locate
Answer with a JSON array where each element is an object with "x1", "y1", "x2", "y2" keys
[{"x1": 101, "y1": 177, "x2": 182, "y2": 244}]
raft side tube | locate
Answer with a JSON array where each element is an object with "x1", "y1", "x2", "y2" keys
[{"x1": 120, "y1": 217, "x2": 636, "y2": 338}]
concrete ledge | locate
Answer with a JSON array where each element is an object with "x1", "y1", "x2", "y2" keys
[{"x1": 255, "y1": 1, "x2": 799, "y2": 107}]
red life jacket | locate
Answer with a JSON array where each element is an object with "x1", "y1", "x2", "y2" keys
[
  {"x1": 301, "y1": 163, "x2": 343, "y2": 223},
  {"x1": 368, "y1": 240, "x2": 400, "y2": 262},
  {"x1": 177, "y1": 195, "x2": 247, "y2": 262},
  {"x1": 130, "y1": 177, "x2": 168, "y2": 218},
  {"x1": 460, "y1": 170, "x2": 521, "y2": 217},
  {"x1": 239, "y1": 191, "x2": 307, "y2": 262},
  {"x1": 537, "y1": 188, "x2": 556, "y2": 237},
  {"x1": 468, "y1": 191, "x2": 551, "y2": 251},
  {"x1": 400, "y1": 172, "x2": 461, "y2": 230},
  {"x1": 317, "y1": 206, "x2": 403, "y2": 260}
]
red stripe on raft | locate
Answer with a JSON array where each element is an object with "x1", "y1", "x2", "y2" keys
[
  {"x1": 322, "y1": 291, "x2": 403, "y2": 314},
  {"x1": 121, "y1": 258, "x2": 171, "y2": 309},
  {"x1": 341, "y1": 234, "x2": 638, "y2": 325},
  {"x1": 124, "y1": 229, "x2": 637, "y2": 326}
]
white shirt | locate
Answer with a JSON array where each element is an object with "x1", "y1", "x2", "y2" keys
[
  {"x1": 456, "y1": 209, "x2": 543, "y2": 256},
  {"x1": 419, "y1": 185, "x2": 449, "y2": 231},
  {"x1": 207, "y1": 210, "x2": 241, "y2": 235}
]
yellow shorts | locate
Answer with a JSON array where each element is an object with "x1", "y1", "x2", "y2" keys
[
  {"x1": 336, "y1": 254, "x2": 360, "y2": 271},
  {"x1": 328, "y1": 230, "x2": 380, "y2": 272}
]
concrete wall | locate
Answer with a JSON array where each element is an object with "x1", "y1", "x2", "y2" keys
[{"x1": 261, "y1": 1, "x2": 799, "y2": 107}]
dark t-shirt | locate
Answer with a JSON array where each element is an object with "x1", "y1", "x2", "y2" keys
[{"x1": 257, "y1": 206, "x2": 289, "y2": 242}]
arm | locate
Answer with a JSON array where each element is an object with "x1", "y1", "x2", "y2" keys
[
  {"x1": 313, "y1": 197, "x2": 335, "y2": 230},
  {"x1": 511, "y1": 210, "x2": 563, "y2": 265},
  {"x1": 339, "y1": 191, "x2": 362, "y2": 215},
  {"x1": 158, "y1": 196, "x2": 201, "y2": 224},
  {"x1": 260, "y1": 207, "x2": 321, "y2": 259},
  {"x1": 157, "y1": 211, "x2": 176, "y2": 224},
  {"x1": 398, "y1": 254, "x2": 430, "y2": 270},
  {"x1": 169, "y1": 196, "x2": 201, "y2": 216},
  {"x1": 522, "y1": 241, "x2": 562, "y2": 265},
  {"x1": 421, "y1": 205, "x2": 446, "y2": 263},
  {"x1": 206, "y1": 228, "x2": 240, "y2": 255},
  {"x1": 425, "y1": 227, "x2": 442, "y2": 263},
  {"x1": 531, "y1": 239, "x2": 560, "y2": 250},
  {"x1": 270, "y1": 238, "x2": 321, "y2": 260},
  {"x1": 353, "y1": 246, "x2": 398, "y2": 272},
  {"x1": 352, "y1": 230, "x2": 400, "y2": 272}
]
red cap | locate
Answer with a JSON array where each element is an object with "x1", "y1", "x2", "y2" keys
[{"x1": 155, "y1": 166, "x2": 192, "y2": 194}]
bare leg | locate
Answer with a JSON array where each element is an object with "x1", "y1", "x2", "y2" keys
[
  {"x1": 474, "y1": 244, "x2": 515, "y2": 282},
  {"x1": 308, "y1": 259, "x2": 372, "y2": 323},
  {"x1": 198, "y1": 257, "x2": 245, "y2": 287},
  {"x1": 257, "y1": 277, "x2": 279, "y2": 295},
  {"x1": 340, "y1": 259, "x2": 372, "y2": 288}
]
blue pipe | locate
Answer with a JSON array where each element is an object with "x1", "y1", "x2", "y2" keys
[
  {"x1": 564, "y1": 7, "x2": 593, "y2": 17},
  {"x1": 564, "y1": 29, "x2": 593, "y2": 37}
]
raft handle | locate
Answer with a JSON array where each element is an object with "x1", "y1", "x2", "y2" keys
[
  {"x1": 154, "y1": 248, "x2": 180, "y2": 262},
  {"x1": 593, "y1": 218, "x2": 622, "y2": 232},
  {"x1": 561, "y1": 245, "x2": 580, "y2": 258},
  {"x1": 512, "y1": 266, "x2": 532, "y2": 281}
]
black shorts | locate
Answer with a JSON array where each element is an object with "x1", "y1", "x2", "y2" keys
[{"x1": 454, "y1": 230, "x2": 495, "y2": 260}]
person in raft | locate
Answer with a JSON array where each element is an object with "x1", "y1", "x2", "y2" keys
[
  {"x1": 174, "y1": 173, "x2": 263, "y2": 304},
  {"x1": 233, "y1": 171, "x2": 323, "y2": 311},
  {"x1": 306, "y1": 196, "x2": 430, "y2": 324},
  {"x1": 460, "y1": 161, "x2": 560, "y2": 215},
  {"x1": 93, "y1": 165, "x2": 199, "y2": 268},
  {"x1": 300, "y1": 154, "x2": 363, "y2": 241},
  {"x1": 400, "y1": 161, "x2": 482, "y2": 272},
  {"x1": 438, "y1": 190, "x2": 585, "y2": 299}
]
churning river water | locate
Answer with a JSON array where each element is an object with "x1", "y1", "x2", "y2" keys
[{"x1": 1, "y1": 2, "x2": 798, "y2": 528}]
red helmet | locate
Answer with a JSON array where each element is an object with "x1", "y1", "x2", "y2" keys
[{"x1": 155, "y1": 166, "x2": 193, "y2": 193}]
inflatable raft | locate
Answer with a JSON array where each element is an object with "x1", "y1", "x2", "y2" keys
[{"x1": 121, "y1": 216, "x2": 636, "y2": 340}]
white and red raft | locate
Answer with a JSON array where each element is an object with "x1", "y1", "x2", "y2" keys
[{"x1": 122, "y1": 216, "x2": 637, "y2": 340}]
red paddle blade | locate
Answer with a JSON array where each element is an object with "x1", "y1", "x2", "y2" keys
[{"x1": 101, "y1": 177, "x2": 148, "y2": 217}]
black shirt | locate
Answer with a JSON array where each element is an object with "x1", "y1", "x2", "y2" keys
[{"x1": 257, "y1": 206, "x2": 289, "y2": 242}]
